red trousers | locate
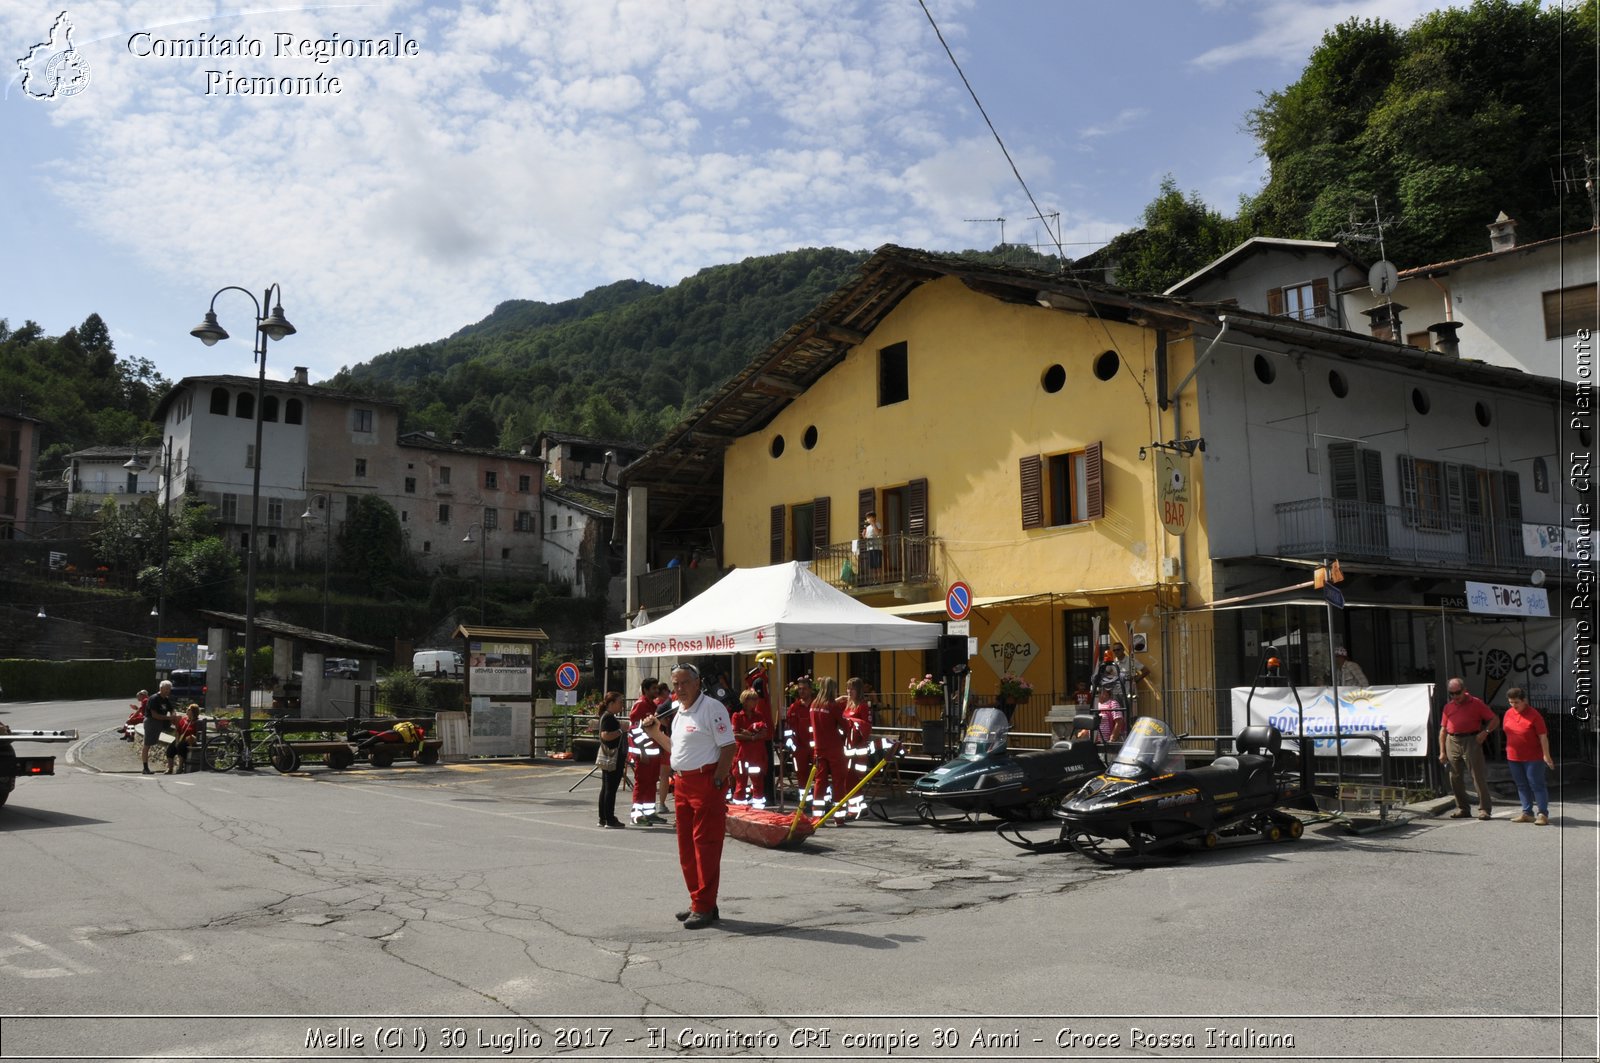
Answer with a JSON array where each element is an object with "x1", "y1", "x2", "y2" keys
[
  {"x1": 672, "y1": 767, "x2": 728, "y2": 913},
  {"x1": 810, "y1": 749, "x2": 847, "y2": 810},
  {"x1": 632, "y1": 753, "x2": 663, "y2": 811}
]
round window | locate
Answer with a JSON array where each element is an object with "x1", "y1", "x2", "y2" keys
[
  {"x1": 1041, "y1": 364, "x2": 1066, "y2": 393},
  {"x1": 1411, "y1": 388, "x2": 1430, "y2": 415},
  {"x1": 802, "y1": 425, "x2": 819, "y2": 450},
  {"x1": 1253, "y1": 354, "x2": 1276, "y2": 384},
  {"x1": 1093, "y1": 350, "x2": 1120, "y2": 381},
  {"x1": 770, "y1": 435, "x2": 785, "y2": 458},
  {"x1": 1329, "y1": 370, "x2": 1349, "y2": 398},
  {"x1": 1474, "y1": 402, "x2": 1491, "y2": 427}
]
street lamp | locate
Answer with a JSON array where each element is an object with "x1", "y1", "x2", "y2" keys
[
  {"x1": 461, "y1": 522, "x2": 487, "y2": 623},
  {"x1": 190, "y1": 284, "x2": 295, "y2": 764},
  {"x1": 300, "y1": 495, "x2": 331, "y2": 632}
]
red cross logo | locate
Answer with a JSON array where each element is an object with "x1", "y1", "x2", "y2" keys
[{"x1": 755, "y1": 629, "x2": 768, "y2": 643}]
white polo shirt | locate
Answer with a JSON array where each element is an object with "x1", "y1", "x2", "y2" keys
[{"x1": 669, "y1": 691, "x2": 735, "y2": 772}]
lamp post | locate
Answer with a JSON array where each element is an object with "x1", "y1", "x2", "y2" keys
[
  {"x1": 190, "y1": 284, "x2": 295, "y2": 765},
  {"x1": 461, "y1": 522, "x2": 487, "y2": 623},
  {"x1": 300, "y1": 495, "x2": 331, "y2": 632}
]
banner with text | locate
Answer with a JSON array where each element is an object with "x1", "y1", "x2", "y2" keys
[{"x1": 1232, "y1": 684, "x2": 1433, "y2": 757}]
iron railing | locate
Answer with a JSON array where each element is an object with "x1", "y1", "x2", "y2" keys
[
  {"x1": 813, "y1": 533, "x2": 939, "y2": 591},
  {"x1": 1276, "y1": 497, "x2": 1535, "y2": 574}
]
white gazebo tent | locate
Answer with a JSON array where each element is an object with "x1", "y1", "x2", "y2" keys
[{"x1": 605, "y1": 562, "x2": 942, "y2": 658}]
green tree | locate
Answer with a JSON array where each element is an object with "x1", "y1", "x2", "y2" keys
[
  {"x1": 337, "y1": 495, "x2": 410, "y2": 590},
  {"x1": 1088, "y1": 176, "x2": 1247, "y2": 293}
]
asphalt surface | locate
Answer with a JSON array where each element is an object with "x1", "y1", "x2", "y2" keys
[{"x1": 3, "y1": 699, "x2": 1596, "y2": 1063}]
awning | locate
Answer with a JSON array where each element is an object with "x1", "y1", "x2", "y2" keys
[{"x1": 881, "y1": 593, "x2": 1039, "y2": 617}]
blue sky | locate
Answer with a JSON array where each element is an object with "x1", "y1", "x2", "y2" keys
[{"x1": 1, "y1": 0, "x2": 1447, "y2": 388}]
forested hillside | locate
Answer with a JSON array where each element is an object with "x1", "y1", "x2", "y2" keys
[{"x1": 0, "y1": 314, "x2": 169, "y2": 475}]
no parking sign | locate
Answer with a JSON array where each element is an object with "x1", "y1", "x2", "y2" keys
[{"x1": 555, "y1": 662, "x2": 580, "y2": 690}]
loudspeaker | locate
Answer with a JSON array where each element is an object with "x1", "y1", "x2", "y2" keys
[{"x1": 938, "y1": 634, "x2": 970, "y2": 676}]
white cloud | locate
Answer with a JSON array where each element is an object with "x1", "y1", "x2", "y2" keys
[
  {"x1": 1078, "y1": 107, "x2": 1148, "y2": 140},
  {"x1": 1189, "y1": 0, "x2": 1445, "y2": 71}
]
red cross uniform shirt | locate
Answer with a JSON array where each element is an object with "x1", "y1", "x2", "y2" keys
[{"x1": 669, "y1": 691, "x2": 735, "y2": 772}]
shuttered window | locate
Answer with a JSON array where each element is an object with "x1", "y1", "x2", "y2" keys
[
  {"x1": 1267, "y1": 279, "x2": 1329, "y2": 322},
  {"x1": 906, "y1": 478, "x2": 928, "y2": 535},
  {"x1": 1023, "y1": 444, "x2": 1102, "y2": 528},
  {"x1": 1542, "y1": 283, "x2": 1596, "y2": 338},
  {"x1": 770, "y1": 504, "x2": 784, "y2": 564},
  {"x1": 858, "y1": 487, "x2": 875, "y2": 528}
]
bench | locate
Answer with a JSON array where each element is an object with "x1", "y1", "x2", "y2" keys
[{"x1": 345, "y1": 717, "x2": 442, "y2": 768}]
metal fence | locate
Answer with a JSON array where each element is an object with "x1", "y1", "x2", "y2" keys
[{"x1": 1276, "y1": 497, "x2": 1533, "y2": 574}]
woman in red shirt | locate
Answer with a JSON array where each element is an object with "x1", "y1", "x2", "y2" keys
[{"x1": 1501, "y1": 687, "x2": 1555, "y2": 825}]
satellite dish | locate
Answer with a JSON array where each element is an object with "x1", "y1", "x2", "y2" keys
[{"x1": 1368, "y1": 260, "x2": 1400, "y2": 296}]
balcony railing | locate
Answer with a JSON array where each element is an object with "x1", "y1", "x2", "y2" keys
[
  {"x1": 636, "y1": 565, "x2": 726, "y2": 613},
  {"x1": 1276, "y1": 497, "x2": 1535, "y2": 574},
  {"x1": 812, "y1": 532, "x2": 939, "y2": 592}
]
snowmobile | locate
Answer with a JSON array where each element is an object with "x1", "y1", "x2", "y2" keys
[
  {"x1": 908, "y1": 706, "x2": 1105, "y2": 828},
  {"x1": 1002, "y1": 716, "x2": 1311, "y2": 863}
]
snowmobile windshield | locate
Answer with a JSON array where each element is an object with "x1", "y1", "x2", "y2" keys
[
  {"x1": 959, "y1": 706, "x2": 1010, "y2": 757},
  {"x1": 1108, "y1": 717, "x2": 1176, "y2": 777}
]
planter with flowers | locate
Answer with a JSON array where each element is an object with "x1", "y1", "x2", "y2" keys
[
  {"x1": 997, "y1": 673, "x2": 1033, "y2": 709},
  {"x1": 908, "y1": 674, "x2": 945, "y2": 707}
]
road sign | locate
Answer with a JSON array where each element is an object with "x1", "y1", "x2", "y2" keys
[
  {"x1": 555, "y1": 662, "x2": 580, "y2": 690},
  {"x1": 1324, "y1": 584, "x2": 1345, "y2": 609},
  {"x1": 947, "y1": 620, "x2": 970, "y2": 636},
  {"x1": 946, "y1": 581, "x2": 972, "y2": 621}
]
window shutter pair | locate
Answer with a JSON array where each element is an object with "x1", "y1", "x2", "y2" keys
[
  {"x1": 1330, "y1": 442, "x2": 1385, "y2": 503},
  {"x1": 1019, "y1": 445, "x2": 1102, "y2": 527},
  {"x1": 769, "y1": 498, "x2": 832, "y2": 563}
]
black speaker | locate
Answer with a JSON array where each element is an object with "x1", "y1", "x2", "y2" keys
[{"x1": 939, "y1": 634, "x2": 970, "y2": 676}]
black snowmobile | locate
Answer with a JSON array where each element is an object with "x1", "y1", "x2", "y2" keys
[
  {"x1": 908, "y1": 706, "x2": 1105, "y2": 828},
  {"x1": 1002, "y1": 716, "x2": 1311, "y2": 863}
]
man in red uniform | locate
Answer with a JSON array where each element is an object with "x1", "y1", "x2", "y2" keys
[
  {"x1": 628, "y1": 677, "x2": 666, "y2": 825},
  {"x1": 1437, "y1": 676, "x2": 1499, "y2": 820},
  {"x1": 783, "y1": 675, "x2": 814, "y2": 800},
  {"x1": 808, "y1": 677, "x2": 847, "y2": 818},
  {"x1": 730, "y1": 687, "x2": 772, "y2": 809},
  {"x1": 640, "y1": 664, "x2": 736, "y2": 930}
]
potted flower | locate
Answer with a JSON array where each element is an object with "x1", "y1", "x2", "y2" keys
[
  {"x1": 908, "y1": 674, "x2": 944, "y2": 705},
  {"x1": 997, "y1": 673, "x2": 1033, "y2": 704}
]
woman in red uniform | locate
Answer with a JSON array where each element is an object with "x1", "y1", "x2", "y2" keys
[
  {"x1": 1501, "y1": 687, "x2": 1554, "y2": 825},
  {"x1": 841, "y1": 677, "x2": 875, "y2": 820},
  {"x1": 808, "y1": 677, "x2": 847, "y2": 818},
  {"x1": 730, "y1": 688, "x2": 773, "y2": 808}
]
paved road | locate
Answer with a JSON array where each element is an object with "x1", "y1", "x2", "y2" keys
[{"x1": 2, "y1": 699, "x2": 1595, "y2": 1062}]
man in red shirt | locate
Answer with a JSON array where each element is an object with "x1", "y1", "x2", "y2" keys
[{"x1": 1437, "y1": 677, "x2": 1499, "y2": 820}]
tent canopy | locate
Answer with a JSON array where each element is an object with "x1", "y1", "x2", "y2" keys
[{"x1": 605, "y1": 562, "x2": 943, "y2": 658}]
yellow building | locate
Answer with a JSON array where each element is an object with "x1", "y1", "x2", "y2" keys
[{"x1": 619, "y1": 247, "x2": 1216, "y2": 737}]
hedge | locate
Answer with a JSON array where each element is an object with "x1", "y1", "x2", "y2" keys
[{"x1": 0, "y1": 658, "x2": 157, "y2": 701}]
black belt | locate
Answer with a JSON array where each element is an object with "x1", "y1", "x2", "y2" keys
[{"x1": 1446, "y1": 730, "x2": 1481, "y2": 737}]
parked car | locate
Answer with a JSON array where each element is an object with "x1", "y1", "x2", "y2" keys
[
  {"x1": 413, "y1": 650, "x2": 462, "y2": 677},
  {"x1": 323, "y1": 658, "x2": 360, "y2": 679},
  {"x1": 166, "y1": 669, "x2": 207, "y2": 704}
]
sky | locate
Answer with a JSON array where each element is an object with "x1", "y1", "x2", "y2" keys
[{"x1": 1, "y1": 0, "x2": 1451, "y2": 389}]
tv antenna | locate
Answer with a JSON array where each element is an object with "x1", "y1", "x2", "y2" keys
[
  {"x1": 964, "y1": 216, "x2": 1005, "y2": 248},
  {"x1": 1551, "y1": 150, "x2": 1599, "y2": 229},
  {"x1": 1337, "y1": 196, "x2": 1401, "y2": 300}
]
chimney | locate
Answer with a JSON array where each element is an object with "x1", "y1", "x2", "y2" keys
[
  {"x1": 1488, "y1": 211, "x2": 1517, "y2": 252},
  {"x1": 292, "y1": 366, "x2": 308, "y2": 385},
  {"x1": 1362, "y1": 302, "x2": 1406, "y2": 342},
  {"x1": 1428, "y1": 321, "x2": 1463, "y2": 358}
]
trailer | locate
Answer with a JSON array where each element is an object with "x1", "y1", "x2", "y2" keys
[{"x1": 0, "y1": 725, "x2": 77, "y2": 807}]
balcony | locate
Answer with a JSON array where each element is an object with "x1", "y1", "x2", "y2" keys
[
  {"x1": 1275, "y1": 497, "x2": 1536, "y2": 575},
  {"x1": 812, "y1": 533, "x2": 940, "y2": 597},
  {"x1": 636, "y1": 565, "x2": 727, "y2": 613}
]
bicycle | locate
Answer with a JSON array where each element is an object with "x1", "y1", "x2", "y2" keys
[{"x1": 201, "y1": 720, "x2": 301, "y2": 773}]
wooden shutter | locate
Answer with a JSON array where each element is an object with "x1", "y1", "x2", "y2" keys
[
  {"x1": 770, "y1": 504, "x2": 785, "y2": 564},
  {"x1": 1543, "y1": 283, "x2": 1598, "y2": 339},
  {"x1": 1311, "y1": 278, "x2": 1330, "y2": 316},
  {"x1": 858, "y1": 487, "x2": 875, "y2": 527},
  {"x1": 1359, "y1": 447, "x2": 1385, "y2": 504},
  {"x1": 1498, "y1": 470, "x2": 1522, "y2": 523},
  {"x1": 1020, "y1": 455, "x2": 1043, "y2": 529},
  {"x1": 1083, "y1": 442, "x2": 1104, "y2": 521},
  {"x1": 906, "y1": 478, "x2": 928, "y2": 535},
  {"x1": 812, "y1": 496, "x2": 831, "y2": 550},
  {"x1": 1449, "y1": 463, "x2": 1469, "y2": 531},
  {"x1": 1266, "y1": 287, "x2": 1285, "y2": 316},
  {"x1": 1396, "y1": 455, "x2": 1417, "y2": 527},
  {"x1": 1328, "y1": 442, "x2": 1359, "y2": 500}
]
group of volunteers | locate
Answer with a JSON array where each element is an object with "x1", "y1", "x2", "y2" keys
[
  {"x1": 588, "y1": 661, "x2": 895, "y2": 930},
  {"x1": 124, "y1": 680, "x2": 203, "y2": 774}
]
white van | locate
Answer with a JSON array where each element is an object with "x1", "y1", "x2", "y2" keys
[{"x1": 413, "y1": 650, "x2": 463, "y2": 677}]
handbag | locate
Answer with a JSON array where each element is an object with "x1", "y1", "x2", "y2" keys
[{"x1": 595, "y1": 736, "x2": 620, "y2": 772}]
